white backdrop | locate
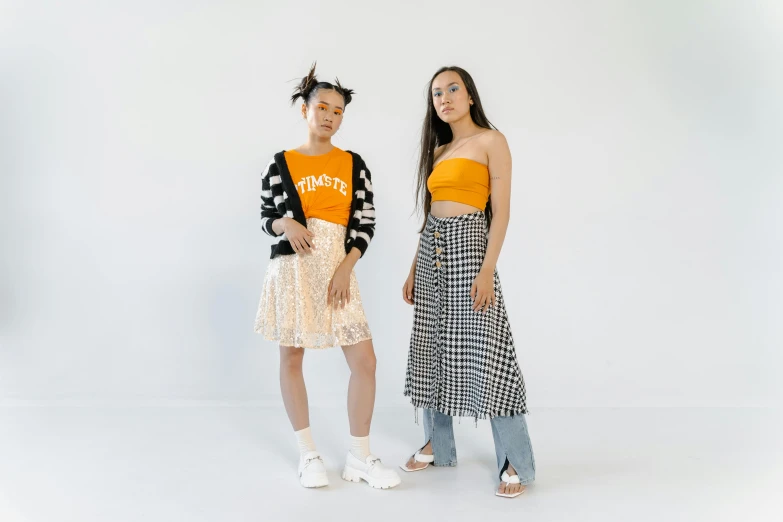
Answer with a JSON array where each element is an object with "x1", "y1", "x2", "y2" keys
[{"x1": 1, "y1": 0, "x2": 780, "y2": 409}]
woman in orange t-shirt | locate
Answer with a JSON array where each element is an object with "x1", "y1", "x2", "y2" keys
[{"x1": 254, "y1": 63, "x2": 399, "y2": 490}]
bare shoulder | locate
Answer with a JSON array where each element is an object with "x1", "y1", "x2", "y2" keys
[
  {"x1": 480, "y1": 129, "x2": 508, "y2": 146},
  {"x1": 433, "y1": 144, "x2": 448, "y2": 160},
  {"x1": 482, "y1": 129, "x2": 511, "y2": 160}
]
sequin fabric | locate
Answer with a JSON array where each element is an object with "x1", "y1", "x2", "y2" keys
[{"x1": 254, "y1": 218, "x2": 372, "y2": 349}]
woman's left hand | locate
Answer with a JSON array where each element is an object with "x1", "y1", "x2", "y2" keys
[
  {"x1": 328, "y1": 262, "x2": 352, "y2": 309},
  {"x1": 470, "y1": 268, "x2": 496, "y2": 313}
]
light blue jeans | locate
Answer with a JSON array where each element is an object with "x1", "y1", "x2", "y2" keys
[{"x1": 422, "y1": 408, "x2": 536, "y2": 484}]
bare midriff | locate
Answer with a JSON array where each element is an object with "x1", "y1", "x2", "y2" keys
[{"x1": 430, "y1": 200, "x2": 483, "y2": 218}]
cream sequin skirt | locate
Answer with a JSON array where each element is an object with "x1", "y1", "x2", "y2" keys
[{"x1": 254, "y1": 218, "x2": 372, "y2": 349}]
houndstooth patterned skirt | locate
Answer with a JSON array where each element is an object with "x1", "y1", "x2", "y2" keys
[{"x1": 403, "y1": 211, "x2": 528, "y2": 419}]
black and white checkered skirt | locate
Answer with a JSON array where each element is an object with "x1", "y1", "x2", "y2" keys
[{"x1": 403, "y1": 211, "x2": 528, "y2": 419}]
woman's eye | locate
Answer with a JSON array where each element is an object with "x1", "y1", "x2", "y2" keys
[{"x1": 449, "y1": 86, "x2": 459, "y2": 93}]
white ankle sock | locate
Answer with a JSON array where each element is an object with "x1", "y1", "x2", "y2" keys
[
  {"x1": 295, "y1": 427, "x2": 317, "y2": 456},
  {"x1": 350, "y1": 435, "x2": 370, "y2": 460}
]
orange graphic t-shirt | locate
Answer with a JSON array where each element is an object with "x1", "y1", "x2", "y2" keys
[{"x1": 284, "y1": 148, "x2": 353, "y2": 227}]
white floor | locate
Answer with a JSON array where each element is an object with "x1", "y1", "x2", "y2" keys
[{"x1": 0, "y1": 404, "x2": 780, "y2": 522}]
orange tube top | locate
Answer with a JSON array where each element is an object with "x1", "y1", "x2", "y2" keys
[{"x1": 427, "y1": 158, "x2": 490, "y2": 209}]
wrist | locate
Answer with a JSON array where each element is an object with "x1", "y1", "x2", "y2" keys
[
  {"x1": 280, "y1": 217, "x2": 298, "y2": 235},
  {"x1": 341, "y1": 249, "x2": 361, "y2": 269},
  {"x1": 271, "y1": 217, "x2": 288, "y2": 236}
]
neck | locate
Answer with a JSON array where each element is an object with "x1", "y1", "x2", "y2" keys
[
  {"x1": 298, "y1": 134, "x2": 334, "y2": 156},
  {"x1": 448, "y1": 116, "x2": 481, "y2": 141}
]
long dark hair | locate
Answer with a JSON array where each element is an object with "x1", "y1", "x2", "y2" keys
[
  {"x1": 414, "y1": 66, "x2": 497, "y2": 232},
  {"x1": 291, "y1": 62, "x2": 354, "y2": 108}
]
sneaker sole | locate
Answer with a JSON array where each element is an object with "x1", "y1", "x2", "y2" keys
[{"x1": 341, "y1": 466, "x2": 401, "y2": 489}]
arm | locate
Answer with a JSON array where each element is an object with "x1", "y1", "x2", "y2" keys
[
  {"x1": 260, "y1": 160, "x2": 283, "y2": 237},
  {"x1": 483, "y1": 132, "x2": 512, "y2": 273},
  {"x1": 471, "y1": 132, "x2": 512, "y2": 312},
  {"x1": 409, "y1": 238, "x2": 421, "y2": 275},
  {"x1": 263, "y1": 160, "x2": 314, "y2": 253},
  {"x1": 352, "y1": 160, "x2": 376, "y2": 257},
  {"x1": 402, "y1": 238, "x2": 420, "y2": 305},
  {"x1": 328, "y1": 157, "x2": 375, "y2": 307}
]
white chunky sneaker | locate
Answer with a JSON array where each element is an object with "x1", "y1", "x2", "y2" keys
[
  {"x1": 341, "y1": 453, "x2": 401, "y2": 489},
  {"x1": 298, "y1": 451, "x2": 329, "y2": 488}
]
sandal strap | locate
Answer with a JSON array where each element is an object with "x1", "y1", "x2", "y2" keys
[
  {"x1": 501, "y1": 471, "x2": 521, "y2": 484},
  {"x1": 413, "y1": 451, "x2": 435, "y2": 463}
]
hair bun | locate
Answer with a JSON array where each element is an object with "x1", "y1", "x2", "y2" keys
[
  {"x1": 291, "y1": 62, "x2": 319, "y2": 105},
  {"x1": 334, "y1": 77, "x2": 354, "y2": 105}
]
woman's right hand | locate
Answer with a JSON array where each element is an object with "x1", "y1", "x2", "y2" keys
[
  {"x1": 282, "y1": 218, "x2": 315, "y2": 254},
  {"x1": 402, "y1": 271, "x2": 415, "y2": 305}
]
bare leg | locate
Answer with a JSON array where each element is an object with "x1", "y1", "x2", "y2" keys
[
  {"x1": 279, "y1": 345, "x2": 309, "y2": 431},
  {"x1": 341, "y1": 339, "x2": 376, "y2": 436}
]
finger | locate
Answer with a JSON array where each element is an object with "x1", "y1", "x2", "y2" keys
[
  {"x1": 404, "y1": 285, "x2": 414, "y2": 305},
  {"x1": 402, "y1": 285, "x2": 413, "y2": 305},
  {"x1": 345, "y1": 289, "x2": 351, "y2": 305},
  {"x1": 341, "y1": 290, "x2": 348, "y2": 309},
  {"x1": 303, "y1": 235, "x2": 315, "y2": 250},
  {"x1": 470, "y1": 283, "x2": 477, "y2": 300},
  {"x1": 292, "y1": 239, "x2": 303, "y2": 254},
  {"x1": 300, "y1": 237, "x2": 312, "y2": 253}
]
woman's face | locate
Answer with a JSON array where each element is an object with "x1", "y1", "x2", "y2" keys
[
  {"x1": 302, "y1": 88, "x2": 345, "y2": 138},
  {"x1": 431, "y1": 70, "x2": 472, "y2": 123}
]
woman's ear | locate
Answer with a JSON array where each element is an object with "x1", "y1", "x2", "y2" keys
[{"x1": 301, "y1": 103, "x2": 307, "y2": 118}]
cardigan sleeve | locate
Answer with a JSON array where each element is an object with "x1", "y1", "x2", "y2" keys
[
  {"x1": 260, "y1": 159, "x2": 284, "y2": 237},
  {"x1": 352, "y1": 158, "x2": 376, "y2": 256}
]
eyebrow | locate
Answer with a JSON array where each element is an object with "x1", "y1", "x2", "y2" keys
[
  {"x1": 432, "y1": 82, "x2": 459, "y2": 92},
  {"x1": 316, "y1": 101, "x2": 344, "y2": 111}
]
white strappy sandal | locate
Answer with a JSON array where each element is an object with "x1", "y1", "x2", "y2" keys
[
  {"x1": 399, "y1": 451, "x2": 435, "y2": 472},
  {"x1": 496, "y1": 471, "x2": 526, "y2": 498}
]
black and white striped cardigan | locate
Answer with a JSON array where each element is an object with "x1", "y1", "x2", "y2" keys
[{"x1": 260, "y1": 150, "x2": 376, "y2": 259}]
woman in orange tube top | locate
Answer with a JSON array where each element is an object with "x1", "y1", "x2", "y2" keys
[{"x1": 400, "y1": 66, "x2": 535, "y2": 499}]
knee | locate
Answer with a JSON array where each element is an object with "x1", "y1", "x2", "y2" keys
[
  {"x1": 280, "y1": 346, "x2": 304, "y2": 372},
  {"x1": 352, "y1": 352, "x2": 376, "y2": 377}
]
